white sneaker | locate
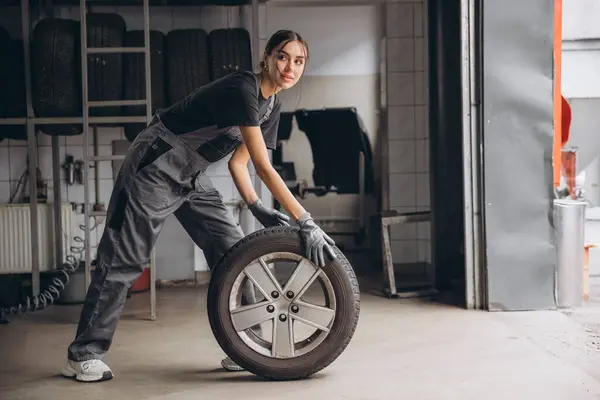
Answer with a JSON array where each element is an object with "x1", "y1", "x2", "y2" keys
[
  {"x1": 61, "y1": 359, "x2": 114, "y2": 382},
  {"x1": 221, "y1": 356, "x2": 244, "y2": 372}
]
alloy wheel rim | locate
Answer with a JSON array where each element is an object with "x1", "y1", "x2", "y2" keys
[{"x1": 228, "y1": 252, "x2": 337, "y2": 359}]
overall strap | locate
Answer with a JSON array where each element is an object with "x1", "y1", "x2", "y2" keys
[
  {"x1": 260, "y1": 95, "x2": 275, "y2": 125},
  {"x1": 253, "y1": 72, "x2": 276, "y2": 125}
]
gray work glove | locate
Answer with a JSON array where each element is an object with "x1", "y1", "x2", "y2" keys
[
  {"x1": 297, "y1": 212, "x2": 337, "y2": 267},
  {"x1": 248, "y1": 199, "x2": 290, "y2": 227}
]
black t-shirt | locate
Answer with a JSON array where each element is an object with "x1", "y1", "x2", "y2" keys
[{"x1": 157, "y1": 71, "x2": 281, "y2": 150}]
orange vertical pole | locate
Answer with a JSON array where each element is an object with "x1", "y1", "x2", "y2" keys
[{"x1": 553, "y1": 0, "x2": 563, "y2": 187}]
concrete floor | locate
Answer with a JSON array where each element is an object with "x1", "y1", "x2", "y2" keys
[{"x1": 2, "y1": 286, "x2": 600, "y2": 400}]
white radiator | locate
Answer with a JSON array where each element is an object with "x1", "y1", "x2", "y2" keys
[{"x1": 0, "y1": 203, "x2": 74, "y2": 274}]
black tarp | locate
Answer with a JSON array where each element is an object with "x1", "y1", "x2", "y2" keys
[{"x1": 482, "y1": 0, "x2": 556, "y2": 310}]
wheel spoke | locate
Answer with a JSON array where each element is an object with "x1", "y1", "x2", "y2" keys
[
  {"x1": 272, "y1": 316, "x2": 295, "y2": 358},
  {"x1": 231, "y1": 302, "x2": 274, "y2": 332},
  {"x1": 283, "y1": 258, "x2": 319, "y2": 299},
  {"x1": 244, "y1": 258, "x2": 283, "y2": 299},
  {"x1": 292, "y1": 300, "x2": 335, "y2": 331}
]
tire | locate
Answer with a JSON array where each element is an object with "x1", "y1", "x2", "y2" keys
[
  {"x1": 207, "y1": 226, "x2": 361, "y2": 381},
  {"x1": 0, "y1": 37, "x2": 27, "y2": 140},
  {"x1": 0, "y1": 37, "x2": 25, "y2": 118},
  {"x1": 0, "y1": 26, "x2": 12, "y2": 120},
  {"x1": 208, "y1": 28, "x2": 252, "y2": 81},
  {"x1": 31, "y1": 17, "x2": 82, "y2": 136},
  {"x1": 166, "y1": 29, "x2": 210, "y2": 105},
  {"x1": 123, "y1": 30, "x2": 166, "y2": 142},
  {"x1": 86, "y1": 13, "x2": 126, "y2": 120}
]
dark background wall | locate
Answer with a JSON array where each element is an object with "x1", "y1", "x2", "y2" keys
[{"x1": 482, "y1": 0, "x2": 556, "y2": 310}]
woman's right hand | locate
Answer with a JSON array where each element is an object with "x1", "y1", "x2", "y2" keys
[
  {"x1": 237, "y1": 125, "x2": 335, "y2": 266},
  {"x1": 296, "y1": 212, "x2": 337, "y2": 267}
]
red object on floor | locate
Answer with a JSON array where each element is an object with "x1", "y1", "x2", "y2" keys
[{"x1": 131, "y1": 268, "x2": 151, "y2": 293}]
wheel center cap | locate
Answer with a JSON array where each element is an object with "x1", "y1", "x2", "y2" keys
[{"x1": 271, "y1": 297, "x2": 294, "y2": 315}]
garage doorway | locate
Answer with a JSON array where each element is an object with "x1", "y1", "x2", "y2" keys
[{"x1": 428, "y1": 0, "x2": 483, "y2": 309}]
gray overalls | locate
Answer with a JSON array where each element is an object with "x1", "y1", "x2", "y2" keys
[{"x1": 68, "y1": 86, "x2": 274, "y2": 362}]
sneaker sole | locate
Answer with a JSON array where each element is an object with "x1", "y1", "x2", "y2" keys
[
  {"x1": 221, "y1": 361, "x2": 244, "y2": 372},
  {"x1": 75, "y1": 371, "x2": 113, "y2": 382},
  {"x1": 61, "y1": 365, "x2": 113, "y2": 382}
]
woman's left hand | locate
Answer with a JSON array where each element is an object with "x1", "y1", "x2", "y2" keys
[{"x1": 248, "y1": 199, "x2": 290, "y2": 227}]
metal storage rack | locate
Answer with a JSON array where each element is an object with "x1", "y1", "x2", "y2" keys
[{"x1": 0, "y1": 0, "x2": 263, "y2": 321}]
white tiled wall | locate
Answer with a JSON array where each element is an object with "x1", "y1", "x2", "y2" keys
[{"x1": 385, "y1": 0, "x2": 431, "y2": 265}]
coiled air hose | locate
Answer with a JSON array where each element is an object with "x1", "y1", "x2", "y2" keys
[{"x1": 1, "y1": 216, "x2": 99, "y2": 318}]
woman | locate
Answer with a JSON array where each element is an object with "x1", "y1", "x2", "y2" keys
[{"x1": 61, "y1": 29, "x2": 336, "y2": 383}]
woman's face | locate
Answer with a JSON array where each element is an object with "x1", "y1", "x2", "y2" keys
[{"x1": 264, "y1": 40, "x2": 307, "y2": 90}]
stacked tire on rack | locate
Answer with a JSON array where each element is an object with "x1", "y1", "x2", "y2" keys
[
  {"x1": 87, "y1": 13, "x2": 127, "y2": 121},
  {"x1": 208, "y1": 28, "x2": 252, "y2": 81},
  {"x1": 0, "y1": 26, "x2": 27, "y2": 141},
  {"x1": 31, "y1": 17, "x2": 82, "y2": 136},
  {"x1": 123, "y1": 30, "x2": 166, "y2": 142},
  {"x1": 166, "y1": 29, "x2": 211, "y2": 104},
  {"x1": 0, "y1": 15, "x2": 253, "y2": 142}
]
